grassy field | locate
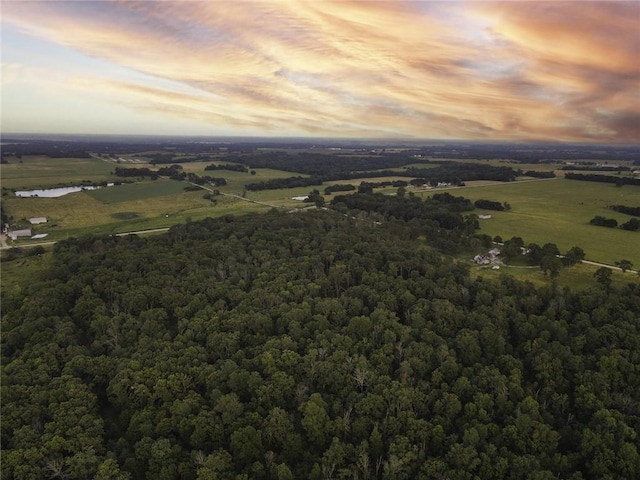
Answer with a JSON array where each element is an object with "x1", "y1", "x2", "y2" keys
[
  {"x1": 469, "y1": 260, "x2": 639, "y2": 290},
  {"x1": 3, "y1": 180, "x2": 270, "y2": 242},
  {"x1": 86, "y1": 179, "x2": 188, "y2": 203},
  {"x1": 3, "y1": 156, "x2": 639, "y2": 272},
  {"x1": 419, "y1": 178, "x2": 640, "y2": 266},
  {"x1": 1, "y1": 157, "x2": 294, "y2": 242},
  {"x1": 1, "y1": 155, "x2": 115, "y2": 189}
]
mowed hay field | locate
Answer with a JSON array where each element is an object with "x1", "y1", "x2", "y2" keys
[{"x1": 426, "y1": 178, "x2": 640, "y2": 266}]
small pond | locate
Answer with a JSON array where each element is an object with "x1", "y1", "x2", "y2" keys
[{"x1": 15, "y1": 184, "x2": 115, "y2": 198}]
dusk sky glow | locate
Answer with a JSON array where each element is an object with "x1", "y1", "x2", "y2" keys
[{"x1": 2, "y1": 1, "x2": 639, "y2": 142}]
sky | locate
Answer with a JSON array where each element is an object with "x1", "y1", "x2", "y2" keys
[{"x1": 1, "y1": 1, "x2": 639, "y2": 143}]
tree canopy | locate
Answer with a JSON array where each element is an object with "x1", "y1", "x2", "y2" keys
[{"x1": 2, "y1": 210, "x2": 640, "y2": 479}]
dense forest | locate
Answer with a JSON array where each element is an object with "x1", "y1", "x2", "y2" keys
[
  {"x1": 231, "y1": 152, "x2": 428, "y2": 177},
  {"x1": 2, "y1": 209, "x2": 639, "y2": 479},
  {"x1": 243, "y1": 162, "x2": 518, "y2": 192}
]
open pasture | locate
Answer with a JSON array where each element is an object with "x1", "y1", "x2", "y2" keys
[
  {"x1": 2, "y1": 160, "x2": 303, "y2": 241},
  {"x1": 175, "y1": 163, "x2": 308, "y2": 193},
  {"x1": 471, "y1": 260, "x2": 639, "y2": 290},
  {"x1": 1, "y1": 155, "x2": 115, "y2": 189},
  {"x1": 86, "y1": 179, "x2": 188, "y2": 203},
  {"x1": 427, "y1": 178, "x2": 640, "y2": 266},
  {"x1": 4, "y1": 156, "x2": 639, "y2": 270},
  {"x1": 3, "y1": 185, "x2": 265, "y2": 241}
]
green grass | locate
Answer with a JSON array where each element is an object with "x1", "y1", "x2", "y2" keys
[
  {"x1": 2, "y1": 161, "x2": 317, "y2": 242},
  {"x1": 470, "y1": 261, "x2": 639, "y2": 291},
  {"x1": 3, "y1": 187, "x2": 274, "y2": 245},
  {"x1": 1, "y1": 250, "x2": 53, "y2": 291},
  {"x1": 4, "y1": 157, "x2": 639, "y2": 275},
  {"x1": 420, "y1": 178, "x2": 640, "y2": 266},
  {"x1": 86, "y1": 179, "x2": 188, "y2": 203},
  {"x1": 1, "y1": 155, "x2": 115, "y2": 189}
]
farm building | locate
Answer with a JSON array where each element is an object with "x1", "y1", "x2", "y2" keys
[
  {"x1": 29, "y1": 217, "x2": 47, "y2": 225},
  {"x1": 8, "y1": 229, "x2": 32, "y2": 240}
]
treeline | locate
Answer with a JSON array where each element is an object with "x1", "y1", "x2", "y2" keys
[
  {"x1": 246, "y1": 176, "x2": 322, "y2": 191},
  {"x1": 3, "y1": 139, "x2": 638, "y2": 164},
  {"x1": 561, "y1": 165, "x2": 630, "y2": 172},
  {"x1": 0, "y1": 141, "x2": 91, "y2": 158},
  {"x1": 356, "y1": 180, "x2": 408, "y2": 193},
  {"x1": 114, "y1": 166, "x2": 158, "y2": 179},
  {"x1": 591, "y1": 216, "x2": 640, "y2": 232},
  {"x1": 324, "y1": 184, "x2": 356, "y2": 195},
  {"x1": 565, "y1": 172, "x2": 640, "y2": 186},
  {"x1": 332, "y1": 191, "x2": 476, "y2": 222},
  {"x1": 114, "y1": 166, "x2": 226, "y2": 186},
  {"x1": 474, "y1": 199, "x2": 505, "y2": 211},
  {"x1": 590, "y1": 216, "x2": 618, "y2": 228},
  {"x1": 205, "y1": 163, "x2": 249, "y2": 173},
  {"x1": 235, "y1": 152, "x2": 428, "y2": 177},
  {"x1": 523, "y1": 170, "x2": 556, "y2": 178},
  {"x1": 405, "y1": 163, "x2": 517, "y2": 184},
  {"x1": 247, "y1": 163, "x2": 519, "y2": 192},
  {"x1": 2, "y1": 210, "x2": 639, "y2": 479},
  {"x1": 156, "y1": 164, "x2": 185, "y2": 179},
  {"x1": 413, "y1": 143, "x2": 640, "y2": 163},
  {"x1": 149, "y1": 154, "x2": 220, "y2": 165},
  {"x1": 611, "y1": 205, "x2": 640, "y2": 217},
  {"x1": 496, "y1": 236, "x2": 585, "y2": 277}
]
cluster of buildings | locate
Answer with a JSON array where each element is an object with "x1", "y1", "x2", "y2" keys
[
  {"x1": 472, "y1": 247, "x2": 502, "y2": 269},
  {"x1": 4, "y1": 217, "x2": 49, "y2": 241}
]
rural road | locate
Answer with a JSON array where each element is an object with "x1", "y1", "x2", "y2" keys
[
  {"x1": 189, "y1": 182, "x2": 288, "y2": 209},
  {"x1": 220, "y1": 192, "x2": 287, "y2": 209},
  {"x1": 433, "y1": 176, "x2": 559, "y2": 192},
  {"x1": 581, "y1": 259, "x2": 638, "y2": 275}
]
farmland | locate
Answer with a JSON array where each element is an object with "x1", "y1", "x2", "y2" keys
[
  {"x1": 0, "y1": 155, "x2": 115, "y2": 188},
  {"x1": 2, "y1": 143, "x2": 639, "y2": 273},
  {"x1": 428, "y1": 177, "x2": 640, "y2": 266}
]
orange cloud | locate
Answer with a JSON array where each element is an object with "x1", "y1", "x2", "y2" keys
[{"x1": 2, "y1": 1, "x2": 638, "y2": 141}]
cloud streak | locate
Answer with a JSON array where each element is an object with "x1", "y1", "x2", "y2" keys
[{"x1": 2, "y1": 0, "x2": 638, "y2": 142}]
